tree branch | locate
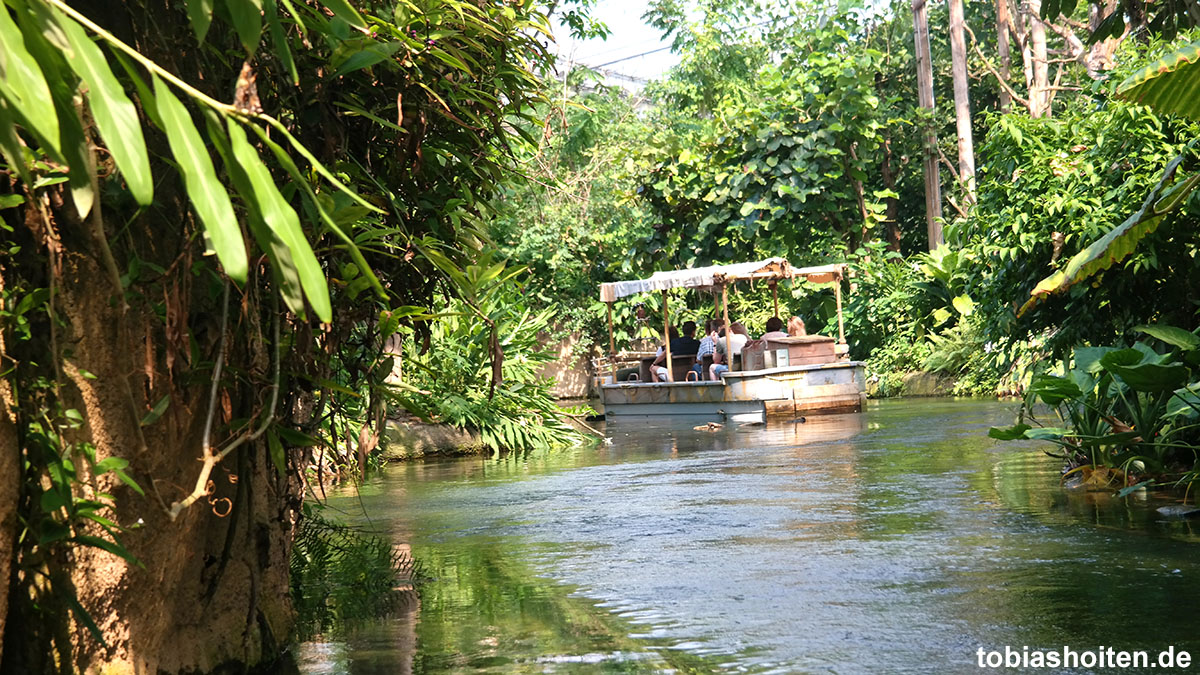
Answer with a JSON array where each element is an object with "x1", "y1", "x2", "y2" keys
[{"x1": 964, "y1": 23, "x2": 1031, "y2": 108}]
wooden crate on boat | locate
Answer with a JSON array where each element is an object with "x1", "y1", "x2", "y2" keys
[{"x1": 763, "y1": 336, "x2": 837, "y2": 367}]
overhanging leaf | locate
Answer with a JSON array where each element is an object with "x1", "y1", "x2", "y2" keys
[
  {"x1": 0, "y1": 6, "x2": 61, "y2": 161},
  {"x1": 187, "y1": 0, "x2": 215, "y2": 42},
  {"x1": 1117, "y1": 38, "x2": 1200, "y2": 121},
  {"x1": 227, "y1": 119, "x2": 331, "y2": 322},
  {"x1": 53, "y1": 6, "x2": 154, "y2": 205},
  {"x1": 1019, "y1": 149, "x2": 1200, "y2": 316},
  {"x1": 989, "y1": 423, "x2": 1031, "y2": 440},
  {"x1": 248, "y1": 123, "x2": 385, "y2": 300},
  {"x1": 321, "y1": 0, "x2": 367, "y2": 29},
  {"x1": 204, "y1": 112, "x2": 306, "y2": 317},
  {"x1": 1135, "y1": 325, "x2": 1200, "y2": 352},
  {"x1": 227, "y1": 0, "x2": 264, "y2": 53},
  {"x1": 1027, "y1": 374, "x2": 1083, "y2": 405},
  {"x1": 152, "y1": 77, "x2": 247, "y2": 282}
]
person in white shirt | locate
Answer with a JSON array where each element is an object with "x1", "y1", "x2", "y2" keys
[
  {"x1": 709, "y1": 322, "x2": 749, "y2": 380},
  {"x1": 691, "y1": 319, "x2": 723, "y2": 380}
]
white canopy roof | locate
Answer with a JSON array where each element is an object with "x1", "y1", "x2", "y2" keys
[{"x1": 599, "y1": 259, "x2": 842, "y2": 302}]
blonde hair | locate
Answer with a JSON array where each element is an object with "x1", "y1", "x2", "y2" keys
[{"x1": 787, "y1": 316, "x2": 807, "y2": 336}]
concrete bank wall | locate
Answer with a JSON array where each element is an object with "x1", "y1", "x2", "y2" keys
[
  {"x1": 866, "y1": 371, "x2": 958, "y2": 398},
  {"x1": 537, "y1": 330, "x2": 596, "y2": 399}
]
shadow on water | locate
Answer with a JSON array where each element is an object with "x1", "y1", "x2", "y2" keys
[{"x1": 286, "y1": 398, "x2": 1200, "y2": 673}]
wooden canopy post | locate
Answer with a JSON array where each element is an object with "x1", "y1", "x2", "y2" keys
[
  {"x1": 721, "y1": 282, "x2": 732, "y2": 370},
  {"x1": 605, "y1": 301, "x2": 616, "y2": 383},
  {"x1": 770, "y1": 281, "x2": 779, "y2": 317},
  {"x1": 834, "y1": 268, "x2": 846, "y2": 344},
  {"x1": 661, "y1": 290, "x2": 673, "y2": 382}
]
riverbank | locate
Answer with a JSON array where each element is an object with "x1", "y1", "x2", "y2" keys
[{"x1": 379, "y1": 374, "x2": 969, "y2": 461}]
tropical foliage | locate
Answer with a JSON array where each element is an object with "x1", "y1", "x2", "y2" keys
[{"x1": 990, "y1": 327, "x2": 1200, "y2": 491}]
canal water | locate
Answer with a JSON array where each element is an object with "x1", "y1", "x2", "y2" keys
[{"x1": 292, "y1": 399, "x2": 1200, "y2": 673}]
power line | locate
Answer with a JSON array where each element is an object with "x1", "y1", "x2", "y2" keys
[{"x1": 590, "y1": 45, "x2": 674, "y2": 69}]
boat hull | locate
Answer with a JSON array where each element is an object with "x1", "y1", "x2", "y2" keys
[{"x1": 599, "y1": 362, "x2": 865, "y2": 422}]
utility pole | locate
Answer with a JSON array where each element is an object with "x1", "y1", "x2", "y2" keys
[
  {"x1": 912, "y1": 0, "x2": 943, "y2": 248},
  {"x1": 996, "y1": 0, "x2": 1012, "y2": 112},
  {"x1": 949, "y1": 0, "x2": 977, "y2": 205}
]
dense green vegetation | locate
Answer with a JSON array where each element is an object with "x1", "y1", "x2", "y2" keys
[{"x1": 494, "y1": 0, "x2": 1200, "y2": 400}]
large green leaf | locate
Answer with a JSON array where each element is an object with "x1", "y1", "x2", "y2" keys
[
  {"x1": 152, "y1": 77, "x2": 247, "y2": 282},
  {"x1": 1100, "y1": 349, "x2": 1190, "y2": 392},
  {"x1": 187, "y1": 0, "x2": 215, "y2": 41},
  {"x1": 248, "y1": 123, "x2": 385, "y2": 300},
  {"x1": 0, "y1": 4, "x2": 60, "y2": 160},
  {"x1": 321, "y1": 0, "x2": 367, "y2": 29},
  {"x1": 1135, "y1": 325, "x2": 1200, "y2": 352},
  {"x1": 203, "y1": 112, "x2": 306, "y2": 318},
  {"x1": 1027, "y1": 374, "x2": 1083, "y2": 405},
  {"x1": 1074, "y1": 346, "x2": 1118, "y2": 375},
  {"x1": 53, "y1": 7, "x2": 153, "y2": 205},
  {"x1": 1117, "y1": 38, "x2": 1200, "y2": 121},
  {"x1": 0, "y1": 100, "x2": 30, "y2": 184},
  {"x1": 227, "y1": 0, "x2": 264, "y2": 53},
  {"x1": 988, "y1": 423, "x2": 1031, "y2": 440},
  {"x1": 227, "y1": 119, "x2": 331, "y2": 322},
  {"x1": 1019, "y1": 150, "x2": 1200, "y2": 316},
  {"x1": 264, "y1": 0, "x2": 298, "y2": 86}
]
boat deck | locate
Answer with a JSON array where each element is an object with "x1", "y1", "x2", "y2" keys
[{"x1": 600, "y1": 361, "x2": 866, "y2": 422}]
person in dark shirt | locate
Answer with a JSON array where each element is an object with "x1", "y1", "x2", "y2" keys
[{"x1": 651, "y1": 321, "x2": 701, "y2": 381}]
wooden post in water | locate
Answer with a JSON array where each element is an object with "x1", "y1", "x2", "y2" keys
[
  {"x1": 661, "y1": 290, "x2": 673, "y2": 382},
  {"x1": 834, "y1": 268, "x2": 846, "y2": 345},
  {"x1": 721, "y1": 283, "x2": 732, "y2": 373},
  {"x1": 605, "y1": 301, "x2": 616, "y2": 383}
]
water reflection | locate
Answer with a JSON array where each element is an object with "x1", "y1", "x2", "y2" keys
[{"x1": 292, "y1": 399, "x2": 1200, "y2": 673}]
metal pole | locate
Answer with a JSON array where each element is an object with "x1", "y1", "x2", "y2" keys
[
  {"x1": 835, "y1": 268, "x2": 846, "y2": 345},
  {"x1": 606, "y1": 301, "x2": 616, "y2": 383},
  {"x1": 661, "y1": 290, "x2": 673, "y2": 382},
  {"x1": 722, "y1": 283, "x2": 732, "y2": 373}
]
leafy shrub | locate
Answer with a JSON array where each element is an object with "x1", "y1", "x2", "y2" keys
[
  {"x1": 991, "y1": 326, "x2": 1200, "y2": 489},
  {"x1": 394, "y1": 261, "x2": 589, "y2": 453}
]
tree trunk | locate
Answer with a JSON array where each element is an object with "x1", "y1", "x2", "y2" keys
[
  {"x1": 1087, "y1": 0, "x2": 1123, "y2": 77},
  {"x1": 881, "y1": 135, "x2": 901, "y2": 252},
  {"x1": 0, "y1": 275, "x2": 16, "y2": 668},
  {"x1": 949, "y1": 0, "x2": 977, "y2": 205},
  {"x1": 21, "y1": 245, "x2": 303, "y2": 674},
  {"x1": 1027, "y1": 0, "x2": 1051, "y2": 117},
  {"x1": 912, "y1": 0, "x2": 944, "y2": 249},
  {"x1": 996, "y1": 0, "x2": 1013, "y2": 111}
]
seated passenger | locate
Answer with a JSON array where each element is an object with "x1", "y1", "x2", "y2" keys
[
  {"x1": 788, "y1": 315, "x2": 807, "y2": 337},
  {"x1": 709, "y1": 322, "x2": 749, "y2": 380},
  {"x1": 652, "y1": 321, "x2": 701, "y2": 382},
  {"x1": 692, "y1": 319, "x2": 724, "y2": 379},
  {"x1": 761, "y1": 316, "x2": 787, "y2": 340}
]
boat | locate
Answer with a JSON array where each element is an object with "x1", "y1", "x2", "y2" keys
[{"x1": 596, "y1": 258, "x2": 866, "y2": 423}]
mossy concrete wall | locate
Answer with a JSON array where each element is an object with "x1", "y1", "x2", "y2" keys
[
  {"x1": 381, "y1": 418, "x2": 487, "y2": 460},
  {"x1": 867, "y1": 371, "x2": 958, "y2": 398}
]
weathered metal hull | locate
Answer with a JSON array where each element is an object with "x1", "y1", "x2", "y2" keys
[{"x1": 599, "y1": 362, "x2": 865, "y2": 423}]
